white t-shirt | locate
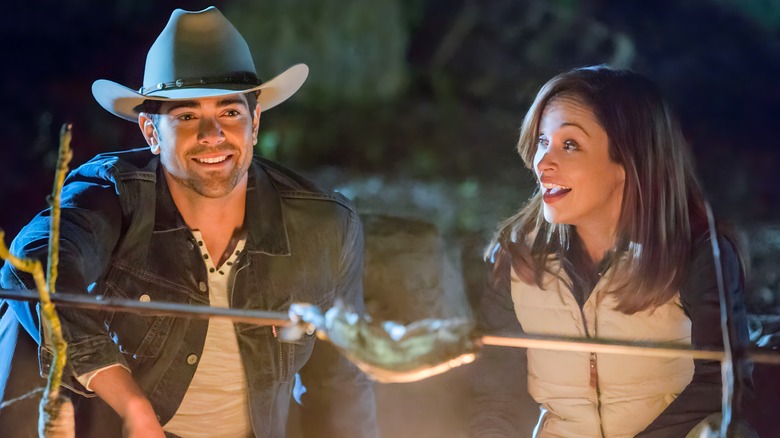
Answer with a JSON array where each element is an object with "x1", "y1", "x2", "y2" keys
[
  {"x1": 163, "y1": 231, "x2": 251, "y2": 437},
  {"x1": 77, "y1": 232, "x2": 254, "y2": 437}
]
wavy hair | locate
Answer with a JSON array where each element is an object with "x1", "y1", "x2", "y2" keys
[{"x1": 486, "y1": 65, "x2": 717, "y2": 314}]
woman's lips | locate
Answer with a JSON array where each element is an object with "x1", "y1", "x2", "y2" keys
[{"x1": 542, "y1": 186, "x2": 572, "y2": 203}]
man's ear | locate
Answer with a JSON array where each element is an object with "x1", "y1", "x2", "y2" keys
[
  {"x1": 138, "y1": 113, "x2": 161, "y2": 155},
  {"x1": 252, "y1": 104, "x2": 261, "y2": 145}
]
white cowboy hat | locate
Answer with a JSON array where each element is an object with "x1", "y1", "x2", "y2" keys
[{"x1": 92, "y1": 6, "x2": 308, "y2": 122}]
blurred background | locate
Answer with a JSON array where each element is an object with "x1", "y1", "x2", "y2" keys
[{"x1": 1, "y1": 0, "x2": 779, "y2": 435}]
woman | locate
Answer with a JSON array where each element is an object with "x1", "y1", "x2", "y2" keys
[{"x1": 469, "y1": 66, "x2": 752, "y2": 437}]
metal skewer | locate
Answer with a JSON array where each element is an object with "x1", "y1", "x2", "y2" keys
[
  {"x1": 0, "y1": 289, "x2": 289, "y2": 327},
  {"x1": 481, "y1": 334, "x2": 780, "y2": 364},
  {"x1": 2, "y1": 289, "x2": 778, "y2": 365}
]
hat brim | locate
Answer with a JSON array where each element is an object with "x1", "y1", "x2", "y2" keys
[{"x1": 92, "y1": 63, "x2": 309, "y2": 122}]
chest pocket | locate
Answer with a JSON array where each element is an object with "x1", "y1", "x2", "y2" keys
[
  {"x1": 101, "y1": 261, "x2": 197, "y2": 359},
  {"x1": 234, "y1": 323, "x2": 318, "y2": 386}
]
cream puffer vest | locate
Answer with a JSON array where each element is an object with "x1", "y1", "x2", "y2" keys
[{"x1": 511, "y1": 261, "x2": 694, "y2": 438}]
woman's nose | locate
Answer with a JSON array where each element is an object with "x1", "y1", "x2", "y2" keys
[{"x1": 536, "y1": 148, "x2": 557, "y2": 174}]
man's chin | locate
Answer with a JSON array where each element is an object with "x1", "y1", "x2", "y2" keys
[
  {"x1": 186, "y1": 173, "x2": 246, "y2": 198},
  {"x1": 192, "y1": 182, "x2": 240, "y2": 198}
]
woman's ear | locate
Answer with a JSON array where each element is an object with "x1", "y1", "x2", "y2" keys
[{"x1": 138, "y1": 113, "x2": 161, "y2": 155}]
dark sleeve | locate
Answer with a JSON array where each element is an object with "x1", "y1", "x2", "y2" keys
[
  {"x1": 469, "y1": 253, "x2": 539, "y2": 437},
  {"x1": 297, "y1": 208, "x2": 379, "y2": 438},
  {"x1": 0, "y1": 177, "x2": 124, "y2": 392},
  {"x1": 638, "y1": 235, "x2": 753, "y2": 437}
]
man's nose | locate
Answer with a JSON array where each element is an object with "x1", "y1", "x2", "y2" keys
[{"x1": 198, "y1": 116, "x2": 225, "y2": 145}]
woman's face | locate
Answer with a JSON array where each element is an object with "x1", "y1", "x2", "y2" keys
[{"x1": 533, "y1": 96, "x2": 626, "y2": 233}]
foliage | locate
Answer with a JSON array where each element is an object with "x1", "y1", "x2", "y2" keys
[
  {"x1": 224, "y1": 0, "x2": 410, "y2": 106},
  {"x1": 713, "y1": 0, "x2": 780, "y2": 33}
]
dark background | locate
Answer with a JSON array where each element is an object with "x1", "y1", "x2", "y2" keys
[
  {"x1": 1, "y1": 1, "x2": 779, "y2": 435},
  {"x1": 2, "y1": 0, "x2": 779, "y2": 236}
]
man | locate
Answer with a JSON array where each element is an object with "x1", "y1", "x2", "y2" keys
[{"x1": 0, "y1": 7, "x2": 378, "y2": 437}]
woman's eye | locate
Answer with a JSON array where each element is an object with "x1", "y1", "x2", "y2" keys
[
  {"x1": 537, "y1": 137, "x2": 549, "y2": 148},
  {"x1": 562, "y1": 140, "x2": 578, "y2": 151}
]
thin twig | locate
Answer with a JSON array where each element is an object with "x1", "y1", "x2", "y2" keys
[
  {"x1": 39, "y1": 124, "x2": 72, "y2": 410},
  {"x1": 0, "y1": 387, "x2": 45, "y2": 410}
]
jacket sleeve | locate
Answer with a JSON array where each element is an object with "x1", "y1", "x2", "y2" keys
[
  {"x1": 0, "y1": 175, "x2": 125, "y2": 393},
  {"x1": 469, "y1": 253, "x2": 539, "y2": 437},
  {"x1": 297, "y1": 207, "x2": 379, "y2": 438},
  {"x1": 638, "y1": 235, "x2": 754, "y2": 437}
]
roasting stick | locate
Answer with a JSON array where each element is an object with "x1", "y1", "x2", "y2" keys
[
  {"x1": 0, "y1": 289, "x2": 290, "y2": 327},
  {"x1": 705, "y1": 202, "x2": 744, "y2": 437},
  {"x1": 2, "y1": 288, "x2": 779, "y2": 365},
  {"x1": 481, "y1": 333, "x2": 779, "y2": 364}
]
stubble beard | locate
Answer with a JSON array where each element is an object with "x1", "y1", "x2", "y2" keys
[{"x1": 169, "y1": 148, "x2": 252, "y2": 199}]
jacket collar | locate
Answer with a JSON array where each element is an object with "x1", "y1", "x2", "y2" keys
[
  {"x1": 153, "y1": 157, "x2": 291, "y2": 256},
  {"x1": 244, "y1": 160, "x2": 291, "y2": 256},
  {"x1": 153, "y1": 161, "x2": 187, "y2": 232}
]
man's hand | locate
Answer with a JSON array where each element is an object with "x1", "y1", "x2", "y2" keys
[
  {"x1": 119, "y1": 395, "x2": 165, "y2": 438},
  {"x1": 89, "y1": 365, "x2": 165, "y2": 437}
]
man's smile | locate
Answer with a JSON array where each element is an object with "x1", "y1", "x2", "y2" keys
[{"x1": 193, "y1": 154, "x2": 231, "y2": 165}]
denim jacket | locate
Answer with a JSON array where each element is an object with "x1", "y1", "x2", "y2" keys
[{"x1": 0, "y1": 148, "x2": 378, "y2": 438}]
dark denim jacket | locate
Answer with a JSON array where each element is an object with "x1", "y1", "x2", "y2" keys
[{"x1": 0, "y1": 148, "x2": 378, "y2": 438}]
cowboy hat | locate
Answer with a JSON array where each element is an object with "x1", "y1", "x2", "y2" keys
[{"x1": 92, "y1": 6, "x2": 308, "y2": 122}]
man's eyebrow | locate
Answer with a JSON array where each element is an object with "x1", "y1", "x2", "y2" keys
[
  {"x1": 216, "y1": 97, "x2": 247, "y2": 107},
  {"x1": 161, "y1": 97, "x2": 248, "y2": 113},
  {"x1": 162, "y1": 100, "x2": 199, "y2": 113}
]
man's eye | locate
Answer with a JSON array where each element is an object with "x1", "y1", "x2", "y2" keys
[
  {"x1": 177, "y1": 114, "x2": 195, "y2": 121},
  {"x1": 225, "y1": 110, "x2": 240, "y2": 117}
]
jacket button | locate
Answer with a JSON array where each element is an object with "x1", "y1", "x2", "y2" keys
[
  {"x1": 186, "y1": 354, "x2": 198, "y2": 365},
  {"x1": 198, "y1": 282, "x2": 207, "y2": 292},
  {"x1": 139, "y1": 294, "x2": 151, "y2": 302}
]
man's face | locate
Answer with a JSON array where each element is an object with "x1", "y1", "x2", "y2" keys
[{"x1": 140, "y1": 94, "x2": 260, "y2": 199}]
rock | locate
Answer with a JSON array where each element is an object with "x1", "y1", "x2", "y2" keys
[
  {"x1": 362, "y1": 214, "x2": 471, "y2": 323},
  {"x1": 361, "y1": 214, "x2": 473, "y2": 438},
  {"x1": 742, "y1": 223, "x2": 780, "y2": 315}
]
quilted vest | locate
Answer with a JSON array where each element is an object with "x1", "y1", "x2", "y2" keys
[{"x1": 511, "y1": 262, "x2": 694, "y2": 438}]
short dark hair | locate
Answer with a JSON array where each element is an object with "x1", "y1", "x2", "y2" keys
[{"x1": 141, "y1": 90, "x2": 259, "y2": 124}]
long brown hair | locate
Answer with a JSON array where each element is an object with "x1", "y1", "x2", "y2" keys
[{"x1": 487, "y1": 65, "x2": 715, "y2": 314}]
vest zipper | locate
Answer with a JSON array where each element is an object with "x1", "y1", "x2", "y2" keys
[
  {"x1": 593, "y1": 351, "x2": 605, "y2": 438},
  {"x1": 589, "y1": 308, "x2": 606, "y2": 438},
  {"x1": 578, "y1": 307, "x2": 605, "y2": 438}
]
